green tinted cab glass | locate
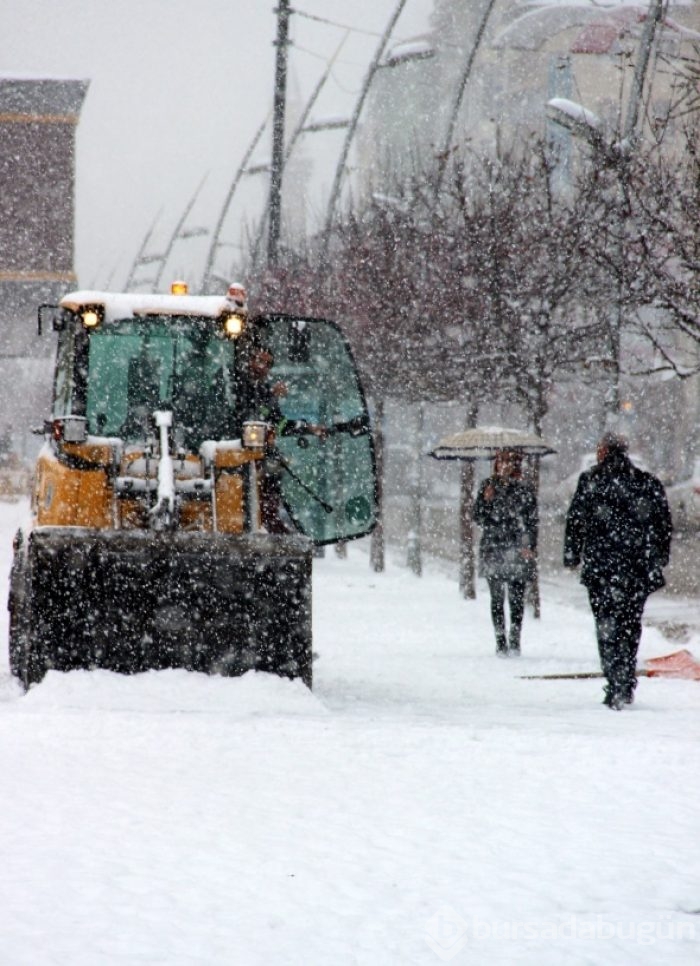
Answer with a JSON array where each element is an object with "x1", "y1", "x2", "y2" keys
[
  {"x1": 255, "y1": 314, "x2": 377, "y2": 545},
  {"x1": 84, "y1": 315, "x2": 237, "y2": 446}
]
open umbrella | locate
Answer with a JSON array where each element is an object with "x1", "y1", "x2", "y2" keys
[{"x1": 429, "y1": 426, "x2": 556, "y2": 461}]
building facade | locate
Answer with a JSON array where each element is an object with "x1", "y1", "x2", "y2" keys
[
  {"x1": 0, "y1": 76, "x2": 88, "y2": 446},
  {"x1": 356, "y1": 0, "x2": 699, "y2": 484}
]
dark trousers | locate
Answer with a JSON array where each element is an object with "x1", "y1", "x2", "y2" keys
[
  {"x1": 260, "y1": 472, "x2": 289, "y2": 534},
  {"x1": 487, "y1": 576, "x2": 526, "y2": 649},
  {"x1": 587, "y1": 578, "x2": 648, "y2": 698}
]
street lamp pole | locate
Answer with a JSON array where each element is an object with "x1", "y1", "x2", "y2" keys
[
  {"x1": 124, "y1": 209, "x2": 162, "y2": 291},
  {"x1": 268, "y1": 0, "x2": 292, "y2": 268},
  {"x1": 546, "y1": 0, "x2": 665, "y2": 421},
  {"x1": 125, "y1": 178, "x2": 207, "y2": 293},
  {"x1": 623, "y1": 0, "x2": 664, "y2": 146},
  {"x1": 201, "y1": 116, "x2": 268, "y2": 292},
  {"x1": 152, "y1": 176, "x2": 208, "y2": 292},
  {"x1": 433, "y1": 0, "x2": 497, "y2": 201},
  {"x1": 321, "y1": 0, "x2": 410, "y2": 259}
]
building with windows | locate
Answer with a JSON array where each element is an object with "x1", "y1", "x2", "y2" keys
[
  {"x1": 360, "y1": 1, "x2": 700, "y2": 188},
  {"x1": 0, "y1": 75, "x2": 88, "y2": 446}
]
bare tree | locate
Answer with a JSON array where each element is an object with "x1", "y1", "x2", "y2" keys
[
  {"x1": 253, "y1": 126, "x2": 700, "y2": 576},
  {"x1": 625, "y1": 125, "x2": 700, "y2": 373}
]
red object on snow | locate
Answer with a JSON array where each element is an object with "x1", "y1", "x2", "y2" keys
[{"x1": 644, "y1": 650, "x2": 700, "y2": 681}]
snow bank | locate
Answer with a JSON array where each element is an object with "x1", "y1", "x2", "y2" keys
[{"x1": 20, "y1": 668, "x2": 324, "y2": 716}]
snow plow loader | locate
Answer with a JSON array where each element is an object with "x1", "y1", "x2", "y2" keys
[{"x1": 8, "y1": 285, "x2": 376, "y2": 690}]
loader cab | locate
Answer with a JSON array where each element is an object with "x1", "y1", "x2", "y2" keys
[
  {"x1": 46, "y1": 295, "x2": 377, "y2": 546},
  {"x1": 52, "y1": 309, "x2": 239, "y2": 449}
]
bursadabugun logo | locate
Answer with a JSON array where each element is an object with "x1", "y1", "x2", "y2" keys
[
  {"x1": 424, "y1": 906, "x2": 469, "y2": 961},
  {"x1": 424, "y1": 910, "x2": 696, "y2": 959}
]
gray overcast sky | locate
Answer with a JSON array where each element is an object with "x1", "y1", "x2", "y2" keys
[{"x1": 2, "y1": 0, "x2": 432, "y2": 290}]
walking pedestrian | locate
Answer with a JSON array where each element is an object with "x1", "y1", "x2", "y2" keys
[
  {"x1": 474, "y1": 449, "x2": 538, "y2": 655},
  {"x1": 564, "y1": 432, "x2": 673, "y2": 709}
]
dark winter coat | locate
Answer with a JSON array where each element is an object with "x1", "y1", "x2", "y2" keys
[
  {"x1": 563, "y1": 451, "x2": 672, "y2": 593},
  {"x1": 237, "y1": 378, "x2": 285, "y2": 433},
  {"x1": 236, "y1": 378, "x2": 308, "y2": 439},
  {"x1": 474, "y1": 477, "x2": 538, "y2": 580}
]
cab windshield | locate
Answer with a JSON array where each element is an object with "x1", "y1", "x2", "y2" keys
[{"x1": 83, "y1": 315, "x2": 238, "y2": 447}]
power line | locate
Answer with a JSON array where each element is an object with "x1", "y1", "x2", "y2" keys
[
  {"x1": 292, "y1": 40, "x2": 364, "y2": 70},
  {"x1": 292, "y1": 7, "x2": 383, "y2": 38}
]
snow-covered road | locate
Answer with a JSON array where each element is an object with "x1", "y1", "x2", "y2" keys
[{"x1": 0, "y1": 500, "x2": 697, "y2": 965}]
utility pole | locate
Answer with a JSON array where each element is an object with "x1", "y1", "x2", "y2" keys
[
  {"x1": 268, "y1": 0, "x2": 291, "y2": 268},
  {"x1": 546, "y1": 0, "x2": 666, "y2": 425},
  {"x1": 250, "y1": 31, "x2": 349, "y2": 269}
]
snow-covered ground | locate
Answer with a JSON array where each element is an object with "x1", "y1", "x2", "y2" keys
[{"x1": 0, "y1": 499, "x2": 697, "y2": 965}]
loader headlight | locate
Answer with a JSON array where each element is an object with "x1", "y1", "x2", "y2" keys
[
  {"x1": 242, "y1": 420, "x2": 268, "y2": 450},
  {"x1": 51, "y1": 416, "x2": 87, "y2": 444},
  {"x1": 222, "y1": 312, "x2": 246, "y2": 339},
  {"x1": 80, "y1": 304, "x2": 104, "y2": 329}
]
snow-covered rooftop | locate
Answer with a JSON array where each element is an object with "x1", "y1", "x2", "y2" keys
[{"x1": 495, "y1": 2, "x2": 695, "y2": 51}]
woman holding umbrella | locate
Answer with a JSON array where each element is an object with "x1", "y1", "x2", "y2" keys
[{"x1": 474, "y1": 450, "x2": 538, "y2": 655}]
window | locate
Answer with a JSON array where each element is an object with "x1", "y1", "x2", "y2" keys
[
  {"x1": 257, "y1": 315, "x2": 377, "y2": 544},
  {"x1": 84, "y1": 316, "x2": 238, "y2": 446}
]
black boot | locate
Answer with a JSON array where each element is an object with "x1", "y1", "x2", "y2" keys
[
  {"x1": 602, "y1": 686, "x2": 623, "y2": 710},
  {"x1": 495, "y1": 631, "x2": 507, "y2": 656},
  {"x1": 619, "y1": 668, "x2": 637, "y2": 704},
  {"x1": 509, "y1": 627, "x2": 521, "y2": 654}
]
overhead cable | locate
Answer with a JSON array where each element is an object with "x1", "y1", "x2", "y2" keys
[{"x1": 292, "y1": 7, "x2": 382, "y2": 38}]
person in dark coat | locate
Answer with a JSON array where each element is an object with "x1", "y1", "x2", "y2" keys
[
  {"x1": 238, "y1": 343, "x2": 326, "y2": 532},
  {"x1": 238, "y1": 344, "x2": 326, "y2": 441},
  {"x1": 474, "y1": 450, "x2": 538, "y2": 655},
  {"x1": 564, "y1": 432, "x2": 673, "y2": 710}
]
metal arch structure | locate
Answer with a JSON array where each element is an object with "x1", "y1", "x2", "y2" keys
[
  {"x1": 320, "y1": 0, "x2": 411, "y2": 260},
  {"x1": 124, "y1": 177, "x2": 208, "y2": 293},
  {"x1": 200, "y1": 117, "x2": 269, "y2": 293}
]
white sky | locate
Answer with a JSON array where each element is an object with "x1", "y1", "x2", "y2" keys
[{"x1": 1, "y1": 0, "x2": 433, "y2": 291}]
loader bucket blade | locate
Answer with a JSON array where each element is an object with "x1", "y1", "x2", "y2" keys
[{"x1": 10, "y1": 528, "x2": 313, "y2": 689}]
